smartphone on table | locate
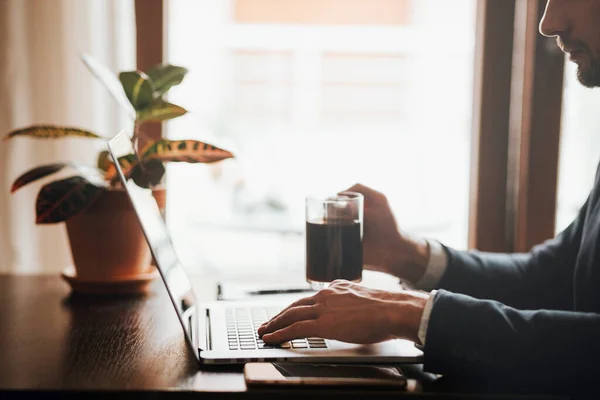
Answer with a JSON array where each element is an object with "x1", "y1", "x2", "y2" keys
[{"x1": 244, "y1": 362, "x2": 407, "y2": 388}]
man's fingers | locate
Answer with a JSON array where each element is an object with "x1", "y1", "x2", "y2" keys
[
  {"x1": 345, "y1": 183, "x2": 386, "y2": 204},
  {"x1": 258, "y1": 305, "x2": 319, "y2": 336},
  {"x1": 346, "y1": 183, "x2": 366, "y2": 194},
  {"x1": 262, "y1": 320, "x2": 319, "y2": 344},
  {"x1": 259, "y1": 296, "x2": 316, "y2": 329}
]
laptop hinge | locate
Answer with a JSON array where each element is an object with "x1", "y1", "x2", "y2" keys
[{"x1": 205, "y1": 308, "x2": 212, "y2": 351}]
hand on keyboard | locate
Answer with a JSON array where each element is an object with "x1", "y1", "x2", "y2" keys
[
  {"x1": 258, "y1": 280, "x2": 429, "y2": 345},
  {"x1": 226, "y1": 307, "x2": 327, "y2": 350}
]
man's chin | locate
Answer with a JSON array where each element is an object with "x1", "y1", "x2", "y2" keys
[{"x1": 576, "y1": 65, "x2": 600, "y2": 88}]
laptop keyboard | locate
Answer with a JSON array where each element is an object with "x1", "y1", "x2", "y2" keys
[{"x1": 225, "y1": 307, "x2": 327, "y2": 351}]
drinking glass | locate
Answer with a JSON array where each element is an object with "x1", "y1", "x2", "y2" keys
[{"x1": 305, "y1": 192, "x2": 364, "y2": 290}]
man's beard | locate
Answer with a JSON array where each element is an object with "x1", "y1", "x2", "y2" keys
[
  {"x1": 576, "y1": 56, "x2": 600, "y2": 88},
  {"x1": 558, "y1": 37, "x2": 600, "y2": 88}
]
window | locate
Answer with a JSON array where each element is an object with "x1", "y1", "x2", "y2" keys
[
  {"x1": 556, "y1": 60, "x2": 600, "y2": 233},
  {"x1": 166, "y1": 0, "x2": 477, "y2": 277}
]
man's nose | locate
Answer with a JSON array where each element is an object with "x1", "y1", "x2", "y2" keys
[{"x1": 539, "y1": 0, "x2": 568, "y2": 37}]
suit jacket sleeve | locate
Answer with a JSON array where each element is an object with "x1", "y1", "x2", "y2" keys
[
  {"x1": 436, "y1": 197, "x2": 589, "y2": 311},
  {"x1": 423, "y1": 290, "x2": 600, "y2": 387}
]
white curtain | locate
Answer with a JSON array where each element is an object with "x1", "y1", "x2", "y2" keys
[{"x1": 0, "y1": 0, "x2": 135, "y2": 274}]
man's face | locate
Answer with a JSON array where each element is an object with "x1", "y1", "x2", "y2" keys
[{"x1": 540, "y1": 0, "x2": 600, "y2": 87}]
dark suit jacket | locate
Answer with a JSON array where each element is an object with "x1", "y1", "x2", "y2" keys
[{"x1": 424, "y1": 166, "x2": 600, "y2": 389}]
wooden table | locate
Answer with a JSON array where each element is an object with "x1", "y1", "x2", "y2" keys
[{"x1": 0, "y1": 275, "x2": 569, "y2": 399}]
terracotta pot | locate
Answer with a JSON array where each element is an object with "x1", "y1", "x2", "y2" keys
[{"x1": 65, "y1": 188, "x2": 166, "y2": 281}]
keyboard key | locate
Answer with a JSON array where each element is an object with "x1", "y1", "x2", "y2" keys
[
  {"x1": 292, "y1": 342, "x2": 308, "y2": 349},
  {"x1": 280, "y1": 342, "x2": 291, "y2": 349},
  {"x1": 309, "y1": 343, "x2": 327, "y2": 349}
]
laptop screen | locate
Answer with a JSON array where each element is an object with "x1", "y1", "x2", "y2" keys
[{"x1": 107, "y1": 131, "x2": 200, "y2": 358}]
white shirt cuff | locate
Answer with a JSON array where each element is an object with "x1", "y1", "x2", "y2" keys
[
  {"x1": 411, "y1": 239, "x2": 448, "y2": 291},
  {"x1": 417, "y1": 290, "x2": 437, "y2": 346}
]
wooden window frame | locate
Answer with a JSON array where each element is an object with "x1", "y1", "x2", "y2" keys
[
  {"x1": 470, "y1": 0, "x2": 564, "y2": 252},
  {"x1": 135, "y1": 0, "x2": 165, "y2": 143},
  {"x1": 468, "y1": 0, "x2": 516, "y2": 252},
  {"x1": 507, "y1": 0, "x2": 565, "y2": 252}
]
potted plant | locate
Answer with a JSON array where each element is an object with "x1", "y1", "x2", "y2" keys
[{"x1": 4, "y1": 56, "x2": 234, "y2": 294}]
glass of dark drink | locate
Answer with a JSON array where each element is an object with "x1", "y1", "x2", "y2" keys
[{"x1": 305, "y1": 192, "x2": 364, "y2": 290}]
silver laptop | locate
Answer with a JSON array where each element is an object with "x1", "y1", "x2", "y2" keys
[{"x1": 107, "y1": 131, "x2": 423, "y2": 365}]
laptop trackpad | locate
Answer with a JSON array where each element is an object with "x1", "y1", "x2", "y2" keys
[{"x1": 326, "y1": 338, "x2": 421, "y2": 356}]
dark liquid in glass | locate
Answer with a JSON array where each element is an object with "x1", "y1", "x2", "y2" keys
[{"x1": 306, "y1": 219, "x2": 363, "y2": 283}]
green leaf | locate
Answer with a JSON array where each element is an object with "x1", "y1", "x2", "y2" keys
[
  {"x1": 5, "y1": 125, "x2": 102, "y2": 140},
  {"x1": 35, "y1": 176, "x2": 105, "y2": 224},
  {"x1": 136, "y1": 100, "x2": 187, "y2": 122},
  {"x1": 80, "y1": 54, "x2": 136, "y2": 120},
  {"x1": 145, "y1": 64, "x2": 188, "y2": 97},
  {"x1": 11, "y1": 163, "x2": 70, "y2": 193},
  {"x1": 142, "y1": 139, "x2": 235, "y2": 164},
  {"x1": 119, "y1": 71, "x2": 155, "y2": 111}
]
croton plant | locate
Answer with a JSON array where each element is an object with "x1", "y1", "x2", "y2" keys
[{"x1": 5, "y1": 55, "x2": 234, "y2": 224}]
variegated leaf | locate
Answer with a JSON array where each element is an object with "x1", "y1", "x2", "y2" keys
[
  {"x1": 146, "y1": 64, "x2": 188, "y2": 96},
  {"x1": 141, "y1": 139, "x2": 234, "y2": 164},
  {"x1": 103, "y1": 153, "x2": 139, "y2": 182},
  {"x1": 130, "y1": 159, "x2": 166, "y2": 189},
  {"x1": 5, "y1": 125, "x2": 102, "y2": 140},
  {"x1": 119, "y1": 71, "x2": 155, "y2": 111},
  {"x1": 97, "y1": 150, "x2": 111, "y2": 172},
  {"x1": 11, "y1": 163, "x2": 106, "y2": 194},
  {"x1": 136, "y1": 100, "x2": 187, "y2": 123},
  {"x1": 11, "y1": 163, "x2": 70, "y2": 193},
  {"x1": 35, "y1": 176, "x2": 105, "y2": 224},
  {"x1": 80, "y1": 54, "x2": 136, "y2": 120}
]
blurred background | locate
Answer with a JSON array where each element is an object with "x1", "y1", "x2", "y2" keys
[
  {"x1": 1, "y1": 0, "x2": 599, "y2": 279},
  {"x1": 165, "y1": 0, "x2": 474, "y2": 279}
]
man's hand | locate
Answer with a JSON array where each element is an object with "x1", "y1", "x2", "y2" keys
[
  {"x1": 346, "y1": 183, "x2": 430, "y2": 283},
  {"x1": 257, "y1": 280, "x2": 429, "y2": 345}
]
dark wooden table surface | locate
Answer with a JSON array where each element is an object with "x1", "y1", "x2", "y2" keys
[{"x1": 0, "y1": 274, "x2": 571, "y2": 399}]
